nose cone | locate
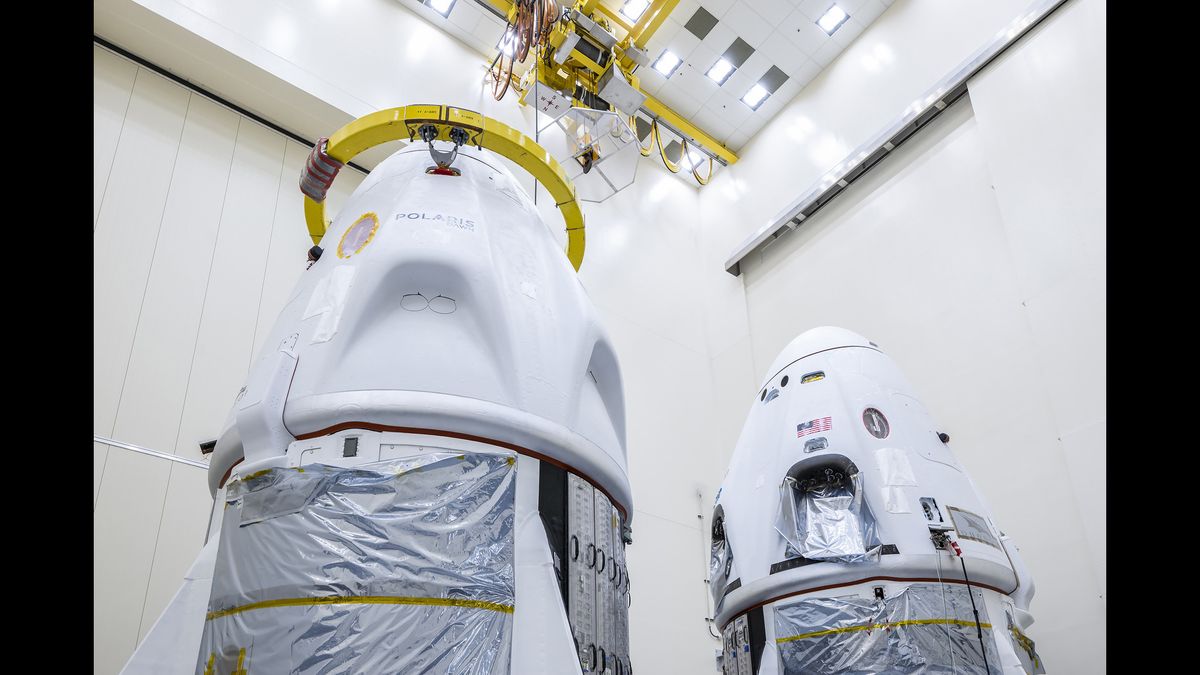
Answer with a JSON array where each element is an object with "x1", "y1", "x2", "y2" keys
[{"x1": 762, "y1": 326, "x2": 877, "y2": 385}]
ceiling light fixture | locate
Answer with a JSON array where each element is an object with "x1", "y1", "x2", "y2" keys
[
  {"x1": 653, "y1": 50, "x2": 682, "y2": 76},
  {"x1": 817, "y1": 5, "x2": 849, "y2": 35},
  {"x1": 426, "y1": 0, "x2": 455, "y2": 17},
  {"x1": 742, "y1": 83, "x2": 769, "y2": 110},
  {"x1": 706, "y1": 57, "x2": 735, "y2": 84},
  {"x1": 621, "y1": 0, "x2": 650, "y2": 20}
]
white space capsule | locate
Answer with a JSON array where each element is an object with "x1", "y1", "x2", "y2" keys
[
  {"x1": 126, "y1": 146, "x2": 633, "y2": 675},
  {"x1": 711, "y1": 327, "x2": 1045, "y2": 675}
]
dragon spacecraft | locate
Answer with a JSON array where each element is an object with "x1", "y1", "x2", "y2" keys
[
  {"x1": 710, "y1": 327, "x2": 1045, "y2": 675},
  {"x1": 122, "y1": 107, "x2": 633, "y2": 674}
]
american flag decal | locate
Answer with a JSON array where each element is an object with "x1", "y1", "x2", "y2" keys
[{"x1": 797, "y1": 417, "x2": 832, "y2": 438}]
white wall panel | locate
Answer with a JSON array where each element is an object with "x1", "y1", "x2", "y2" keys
[
  {"x1": 94, "y1": 448, "x2": 172, "y2": 675},
  {"x1": 111, "y1": 95, "x2": 239, "y2": 455},
  {"x1": 605, "y1": 309, "x2": 717, "y2": 530},
  {"x1": 699, "y1": 0, "x2": 1030, "y2": 272},
  {"x1": 251, "y1": 140, "x2": 310, "y2": 357},
  {"x1": 970, "y1": 0, "x2": 1106, "y2": 305},
  {"x1": 94, "y1": 68, "x2": 189, "y2": 441},
  {"x1": 92, "y1": 48, "x2": 352, "y2": 672},
  {"x1": 172, "y1": 119, "x2": 285, "y2": 456},
  {"x1": 137, "y1": 463, "x2": 213, "y2": 644},
  {"x1": 578, "y1": 169, "x2": 708, "y2": 356},
  {"x1": 94, "y1": 441, "x2": 109, "y2": 507},
  {"x1": 94, "y1": 46, "x2": 138, "y2": 227},
  {"x1": 708, "y1": 334, "x2": 758, "y2": 473},
  {"x1": 625, "y1": 510, "x2": 715, "y2": 675},
  {"x1": 737, "y1": 72, "x2": 1104, "y2": 674},
  {"x1": 966, "y1": 3, "x2": 1106, "y2": 668},
  {"x1": 254, "y1": 141, "x2": 365, "y2": 357}
]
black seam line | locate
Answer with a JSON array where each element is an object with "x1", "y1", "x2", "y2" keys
[
  {"x1": 764, "y1": 345, "x2": 882, "y2": 387},
  {"x1": 93, "y1": 35, "x2": 370, "y2": 176}
]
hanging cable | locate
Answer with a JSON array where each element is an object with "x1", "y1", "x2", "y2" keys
[
  {"x1": 491, "y1": 0, "x2": 560, "y2": 101},
  {"x1": 631, "y1": 115, "x2": 654, "y2": 157},
  {"x1": 653, "y1": 120, "x2": 682, "y2": 173},
  {"x1": 959, "y1": 556, "x2": 992, "y2": 674},
  {"x1": 691, "y1": 153, "x2": 713, "y2": 185},
  {"x1": 488, "y1": 22, "x2": 516, "y2": 101},
  {"x1": 646, "y1": 118, "x2": 718, "y2": 185},
  {"x1": 934, "y1": 545, "x2": 958, "y2": 675}
]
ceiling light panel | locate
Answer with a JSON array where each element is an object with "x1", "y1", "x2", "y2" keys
[
  {"x1": 427, "y1": 0, "x2": 455, "y2": 18},
  {"x1": 621, "y1": 0, "x2": 650, "y2": 20},
  {"x1": 653, "y1": 50, "x2": 682, "y2": 76},
  {"x1": 817, "y1": 5, "x2": 850, "y2": 35},
  {"x1": 742, "y1": 84, "x2": 769, "y2": 110},
  {"x1": 706, "y1": 58, "x2": 735, "y2": 84}
]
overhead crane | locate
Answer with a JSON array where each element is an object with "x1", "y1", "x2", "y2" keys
[{"x1": 477, "y1": 0, "x2": 739, "y2": 185}]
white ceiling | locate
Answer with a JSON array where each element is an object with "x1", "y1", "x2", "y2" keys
[
  {"x1": 640, "y1": 0, "x2": 894, "y2": 151},
  {"x1": 400, "y1": 0, "x2": 895, "y2": 154},
  {"x1": 398, "y1": 0, "x2": 508, "y2": 63}
]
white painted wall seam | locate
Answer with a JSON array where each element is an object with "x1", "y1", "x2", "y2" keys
[
  {"x1": 168, "y1": 116, "x2": 241, "y2": 456},
  {"x1": 95, "y1": 80, "x2": 192, "y2": 511},
  {"x1": 94, "y1": 61, "x2": 137, "y2": 232},
  {"x1": 247, "y1": 135, "x2": 290, "y2": 358},
  {"x1": 136, "y1": 462, "x2": 177, "y2": 640}
]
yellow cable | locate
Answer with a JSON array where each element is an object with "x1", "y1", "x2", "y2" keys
[
  {"x1": 653, "y1": 120, "x2": 682, "y2": 173},
  {"x1": 631, "y1": 115, "x2": 653, "y2": 157},
  {"x1": 691, "y1": 152, "x2": 713, "y2": 186}
]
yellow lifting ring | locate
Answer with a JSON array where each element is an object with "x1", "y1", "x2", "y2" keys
[{"x1": 302, "y1": 104, "x2": 586, "y2": 271}]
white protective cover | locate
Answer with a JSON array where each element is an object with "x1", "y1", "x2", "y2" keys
[
  {"x1": 126, "y1": 145, "x2": 629, "y2": 675},
  {"x1": 712, "y1": 327, "x2": 1042, "y2": 674},
  {"x1": 208, "y1": 146, "x2": 629, "y2": 514}
]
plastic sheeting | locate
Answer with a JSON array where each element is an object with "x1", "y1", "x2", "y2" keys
[
  {"x1": 775, "y1": 472, "x2": 881, "y2": 563},
  {"x1": 197, "y1": 451, "x2": 516, "y2": 674},
  {"x1": 774, "y1": 583, "x2": 1001, "y2": 674},
  {"x1": 1005, "y1": 609, "x2": 1046, "y2": 674},
  {"x1": 710, "y1": 525, "x2": 734, "y2": 605}
]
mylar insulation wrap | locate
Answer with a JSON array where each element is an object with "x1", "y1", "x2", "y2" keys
[
  {"x1": 775, "y1": 471, "x2": 881, "y2": 563},
  {"x1": 774, "y1": 582, "x2": 1001, "y2": 674},
  {"x1": 196, "y1": 451, "x2": 516, "y2": 674}
]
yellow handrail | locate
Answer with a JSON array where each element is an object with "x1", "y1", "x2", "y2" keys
[{"x1": 304, "y1": 104, "x2": 586, "y2": 271}]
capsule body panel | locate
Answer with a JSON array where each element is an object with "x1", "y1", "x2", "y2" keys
[
  {"x1": 188, "y1": 147, "x2": 633, "y2": 675},
  {"x1": 712, "y1": 327, "x2": 1044, "y2": 675}
]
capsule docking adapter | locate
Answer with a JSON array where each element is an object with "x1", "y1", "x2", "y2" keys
[
  {"x1": 710, "y1": 327, "x2": 1046, "y2": 675},
  {"x1": 120, "y1": 106, "x2": 634, "y2": 675}
]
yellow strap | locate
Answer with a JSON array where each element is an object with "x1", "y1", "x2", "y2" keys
[
  {"x1": 775, "y1": 618, "x2": 994, "y2": 644},
  {"x1": 631, "y1": 116, "x2": 653, "y2": 157},
  {"x1": 1010, "y1": 624, "x2": 1041, "y2": 667},
  {"x1": 692, "y1": 154, "x2": 713, "y2": 186},
  {"x1": 653, "y1": 121, "x2": 682, "y2": 174},
  {"x1": 232, "y1": 647, "x2": 247, "y2": 675},
  {"x1": 304, "y1": 104, "x2": 586, "y2": 271},
  {"x1": 206, "y1": 594, "x2": 515, "y2": 621}
]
